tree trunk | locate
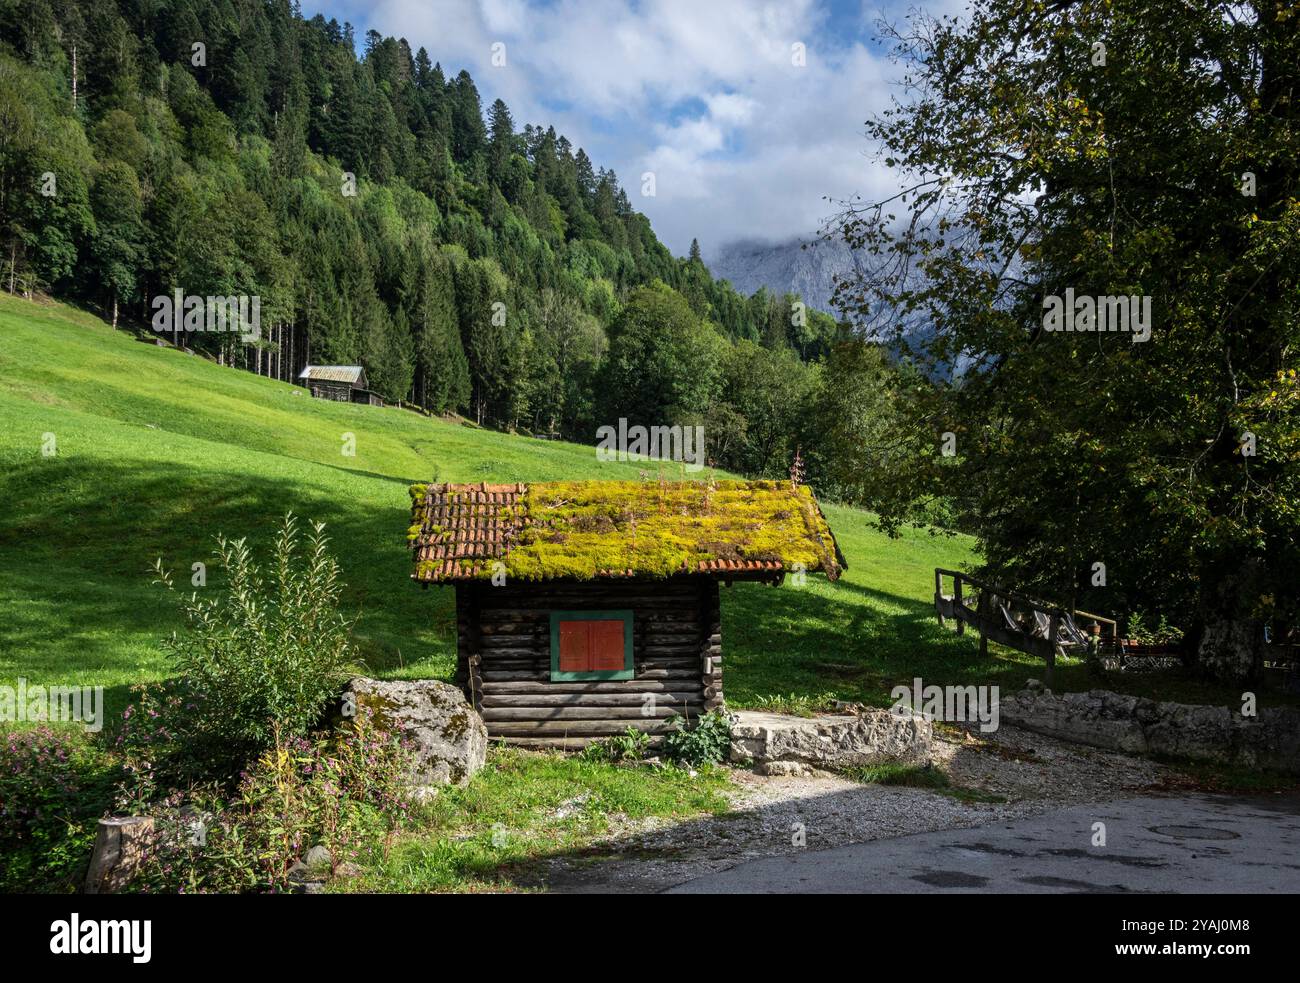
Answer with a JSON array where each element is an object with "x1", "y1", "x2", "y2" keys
[
  {"x1": 1195, "y1": 557, "x2": 1265, "y2": 684},
  {"x1": 85, "y1": 817, "x2": 156, "y2": 894},
  {"x1": 111, "y1": 293, "x2": 118, "y2": 329}
]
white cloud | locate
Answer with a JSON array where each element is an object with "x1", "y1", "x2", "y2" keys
[{"x1": 341, "y1": 0, "x2": 938, "y2": 253}]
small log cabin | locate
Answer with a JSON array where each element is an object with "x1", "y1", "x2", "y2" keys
[
  {"x1": 297, "y1": 365, "x2": 383, "y2": 405},
  {"x1": 407, "y1": 480, "x2": 845, "y2": 747}
]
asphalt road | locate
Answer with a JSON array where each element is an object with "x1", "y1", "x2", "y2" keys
[{"x1": 666, "y1": 793, "x2": 1300, "y2": 893}]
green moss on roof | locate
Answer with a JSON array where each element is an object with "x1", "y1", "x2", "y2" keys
[{"x1": 408, "y1": 479, "x2": 843, "y2": 582}]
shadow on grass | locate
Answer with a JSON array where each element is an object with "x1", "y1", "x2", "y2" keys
[
  {"x1": 355, "y1": 754, "x2": 1027, "y2": 895},
  {"x1": 720, "y1": 574, "x2": 1025, "y2": 707},
  {"x1": 0, "y1": 455, "x2": 455, "y2": 698}
]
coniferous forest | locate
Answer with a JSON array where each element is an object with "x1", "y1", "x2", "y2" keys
[{"x1": 0, "y1": 0, "x2": 854, "y2": 477}]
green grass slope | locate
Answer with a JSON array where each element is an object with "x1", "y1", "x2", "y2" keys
[{"x1": 0, "y1": 294, "x2": 1024, "y2": 720}]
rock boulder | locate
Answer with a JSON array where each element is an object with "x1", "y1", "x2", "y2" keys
[
  {"x1": 729, "y1": 708, "x2": 932, "y2": 771},
  {"x1": 341, "y1": 678, "x2": 488, "y2": 788}
]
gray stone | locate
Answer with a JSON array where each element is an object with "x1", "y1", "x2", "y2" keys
[
  {"x1": 729, "y1": 708, "x2": 932, "y2": 771},
  {"x1": 286, "y1": 861, "x2": 312, "y2": 884},
  {"x1": 754, "y1": 760, "x2": 815, "y2": 777},
  {"x1": 286, "y1": 866, "x2": 326, "y2": 893},
  {"x1": 341, "y1": 677, "x2": 488, "y2": 787},
  {"x1": 303, "y1": 845, "x2": 332, "y2": 874},
  {"x1": 1000, "y1": 686, "x2": 1300, "y2": 773}
]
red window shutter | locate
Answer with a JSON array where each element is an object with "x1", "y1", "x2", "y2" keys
[
  {"x1": 589, "y1": 620, "x2": 626, "y2": 672},
  {"x1": 558, "y1": 621, "x2": 591, "y2": 672}
]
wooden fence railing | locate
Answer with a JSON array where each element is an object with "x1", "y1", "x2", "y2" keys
[{"x1": 934, "y1": 568, "x2": 1118, "y2": 687}]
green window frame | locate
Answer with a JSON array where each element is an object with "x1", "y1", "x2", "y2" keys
[{"x1": 549, "y1": 610, "x2": 634, "y2": 681}]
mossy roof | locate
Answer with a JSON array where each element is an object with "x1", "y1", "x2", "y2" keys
[{"x1": 408, "y1": 480, "x2": 845, "y2": 584}]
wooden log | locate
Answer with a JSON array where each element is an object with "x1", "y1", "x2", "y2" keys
[
  {"x1": 495, "y1": 735, "x2": 597, "y2": 749},
  {"x1": 480, "y1": 644, "x2": 707, "y2": 660},
  {"x1": 481, "y1": 691, "x2": 704, "y2": 708},
  {"x1": 479, "y1": 623, "x2": 546, "y2": 636},
  {"x1": 84, "y1": 817, "x2": 157, "y2": 894},
  {"x1": 468, "y1": 655, "x2": 484, "y2": 712},
  {"x1": 639, "y1": 645, "x2": 701, "y2": 657},
  {"x1": 479, "y1": 611, "x2": 699, "y2": 628},
  {"x1": 956, "y1": 609, "x2": 1055, "y2": 660},
  {"x1": 493, "y1": 735, "x2": 667, "y2": 749},
  {"x1": 1046, "y1": 612, "x2": 1060, "y2": 688},
  {"x1": 486, "y1": 719, "x2": 681, "y2": 736},
  {"x1": 935, "y1": 568, "x2": 946, "y2": 626},
  {"x1": 635, "y1": 656, "x2": 700, "y2": 668},
  {"x1": 477, "y1": 642, "x2": 546, "y2": 656},
  {"x1": 640, "y1": 635, "x2": 703, "y2": 645},
  {"x1": 481, "y1": 671, "x2": 546, "y2": 681},
  {"x1": 484, "y1": 680, "x2": 701, "y2": 694},
  {"x1": 483, "y1": 668, "x2": 699, "y2": 682},
  {"x1": 483, "y1": 706, "x2": 697, "y2": 721},
  {"x1": 703, "y1": 579, "x2": 724, "y2": 709},
  {"x1": 954, "y1": 575, "x2": 965, "y2": 635}
]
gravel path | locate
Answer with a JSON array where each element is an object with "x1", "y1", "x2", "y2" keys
[{"x1": 537, "y1": 723, "x2": 1174, "y2": 893}]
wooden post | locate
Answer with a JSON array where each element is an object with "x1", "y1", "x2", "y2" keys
[
  {"x1": 935, "y1": 569, "x2": 945, "y2": 627},
  {"x1": 468, "y1": 585, "x2": 484, "y2": 714},
  {"x1": 1046, "y1": 612, "x2": 1060, "y2": 689},
  {"x1": 702, "y1": 579, "x2": 723, "y2": 711},
  {"x1": 454, "y1": 584, "x2": 470, "y2": 692},
  {"x1": 85, "y1": 817, "x2": 156, "y2": 894},
  {"x1": 954, "y1": 575, "x2": 965, "y2": 635},
  {"x1": 976, "y1": 586, "x2": 988, "y2": 656}
]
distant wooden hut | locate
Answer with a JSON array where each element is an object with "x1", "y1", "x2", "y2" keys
[
  {"x1": 406, "y1": 480, "x2": 845, "y2": 747},
  {"x1": 297, "y1": 365, "x2": 382, "y2": 405}
]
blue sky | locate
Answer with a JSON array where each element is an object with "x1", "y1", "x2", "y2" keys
[{"x1": 305, "y1": 1, "x2": 964, "y2": 255}]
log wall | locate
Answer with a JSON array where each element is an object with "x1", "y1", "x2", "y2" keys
[{"x1": 455, "y1": 576, "x2": 720, "y2": 747}]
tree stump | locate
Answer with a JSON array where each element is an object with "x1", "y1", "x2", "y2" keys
[{"x1": 84, "y1": 817, "x2": 156, "y2": 894}]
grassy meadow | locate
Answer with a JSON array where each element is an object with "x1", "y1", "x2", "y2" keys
[
  {"x1": 0, "y1": 294, "x2": 1001, "y2": 719},
  {"x1": 3, "y1": 293, "x2": 1245, "y2": 725}
]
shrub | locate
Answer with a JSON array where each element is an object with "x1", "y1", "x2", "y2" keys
[
  {"x1": 148, "y1": 514, "x2": 359, "y2": 778},
  {"x1": 661, "y1": 709, "x2": 732, "y2": 768},
  {"x1": 579, "y1": 727, "x2": 652, "y2": 763},
  {"x1": 1123, "y1": 612, "x2": 1185, "y2": 646},
  {"x1": 127, "y1": 709, "x2": 415, "y2": 893},
  {"x1": 0, "y1": 726, "x2": 122, "y2": 892},
  {"x1": 115, "y1": 678, "x2": 227, "y2": 798}
]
